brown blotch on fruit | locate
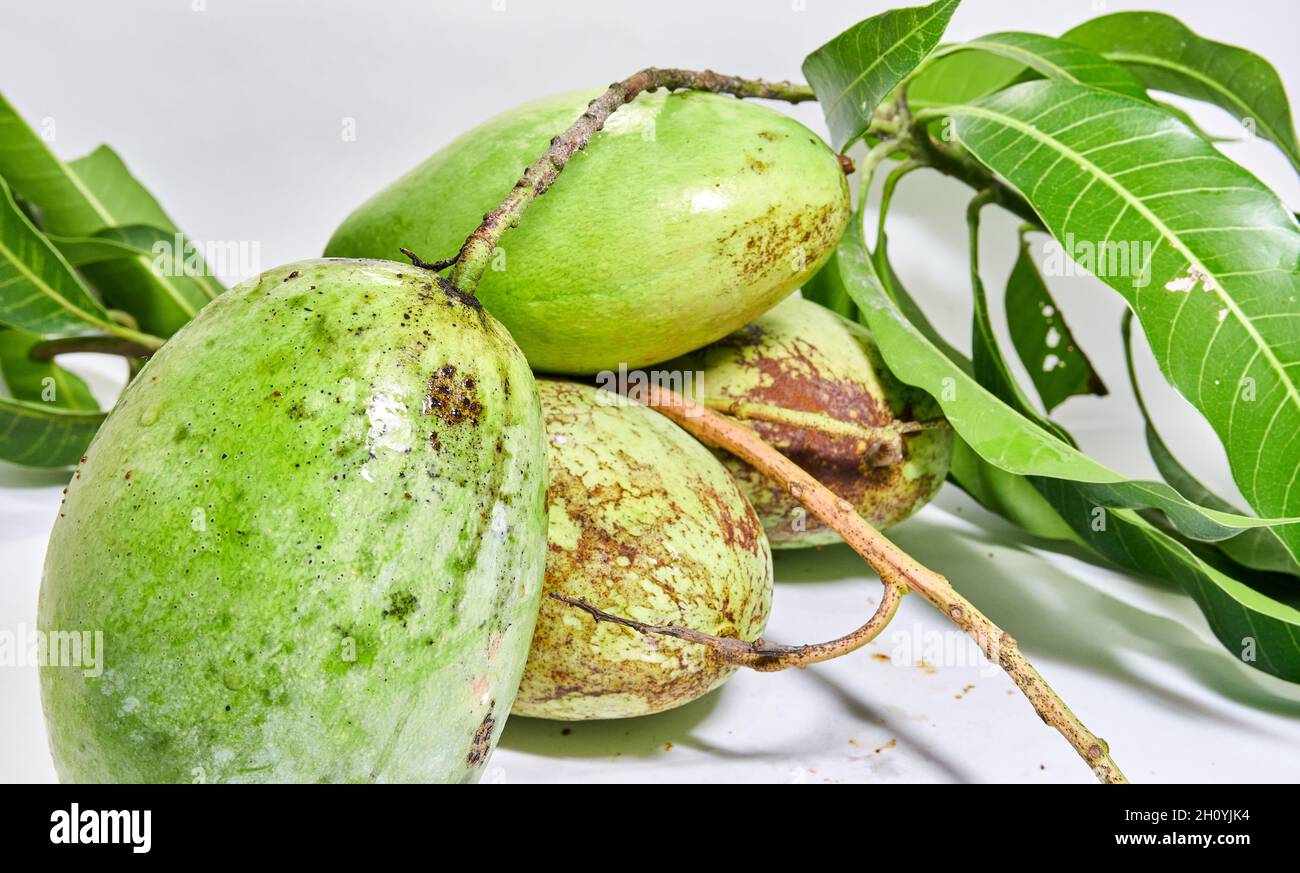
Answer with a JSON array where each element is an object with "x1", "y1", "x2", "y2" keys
[
  {"x1": 423, "y1": 365, "x2": 484, "y2": 426},
  {"x1": 465, "y1": 704, "x2": 497, "y2": 768}
]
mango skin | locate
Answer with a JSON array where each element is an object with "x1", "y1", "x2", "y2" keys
[
  {"x1": 39, "y1": 259, "x2": 548, "y2": 783},
  {"x1": 513, "y1": 380, "x2": 773, "y2": 720},
  {"x1": 676, "y1": 296, "x2": 953, "y2": 548},
  {"x1": 324, "y1": 90, "x2": 851, "y2": 375}
]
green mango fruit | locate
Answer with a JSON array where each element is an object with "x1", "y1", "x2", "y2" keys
[
  {"x1": 676, "y1": 296, "x2": 953, "y2": 548},
  {"x1": 324, "y1": 90, "x2": 851, "y2": 375},
  {"x1": 513, "y1": 379, "x2": 772, "y2": 720},
  {"x1": 39, "y1": 259, "x2": 548, "y2": 782}
]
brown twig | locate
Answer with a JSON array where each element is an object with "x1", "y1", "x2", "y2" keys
[
  {"x1": 642, "y1": 386, "x2": 1127, "y2": 784},
  {"x1": 29, "y1": 336, "x2": 156, "y2": 361},
  {"x1": 399, "y1": 247, "x2": 458, "y2": 272},
  {"x1": 448, "y1": 68, "x2": 816, "y2": 294},
  {"x1": 551, "y1": 578, "x2": 902, "y2": 673}
]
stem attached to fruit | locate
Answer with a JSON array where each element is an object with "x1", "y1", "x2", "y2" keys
[
  {"x1": 551, "y1": 582, "x2": 902, "y2": 673},
  {"x1": 703, "y1": 397, "x2": 947, "y2": 464},
  {"x1": 641, "y1": 387, "x2": 1127, "y2": 785},
  {"x1": 446, "y1": 68, "x2": 817, "y2": 295}
]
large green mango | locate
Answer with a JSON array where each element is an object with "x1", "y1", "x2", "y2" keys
[
  {"x1": 325, "y1": 91, "x2": 850, "y2": 374},
  {"x1": 39, "y1": 259, "x2": 548, "y2": 782},
  {"x1": 514, "y1": 379, "x2": 772, "y2": 720}
]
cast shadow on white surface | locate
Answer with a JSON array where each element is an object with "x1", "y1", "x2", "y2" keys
[
  {"x1": 498, "y1": 666, "x2": 977, "y2": 781},
  {"x1": 499, "y1": 691, "x2": 721, "y2": 760},
  {"x1": 882, "y1": 513, "x2": 1300, "y2": 725},
  {"x1": 0, "y1": 466, "x2": 71, "y2": 492},
  {"x1": 500, "y1": 501, "x2": 1300, "y2": 772}
]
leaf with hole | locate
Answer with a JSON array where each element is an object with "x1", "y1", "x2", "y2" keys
[
  {"x1": 830, "y1": 200, "x2": 1297, "y2": 547},
  {"x1": 947, "y1": 79, "x2": 1300, "y2": 564},
  {"x1": 967, "y1": 196, "x2": 1073, "y2": 445},
  {"x1": 1005, "y1": 232, "x2": 1107, "y2": 412},
  {"x1": 948, "y1": 204, "x2": 1300, "y2": 680}
]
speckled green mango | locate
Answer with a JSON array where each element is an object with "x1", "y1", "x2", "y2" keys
[
  {"x1": 674, "y1": 296, "x2": 953, "y2": 548},
  {"x1": 39, "y1": 259, "x2": 548, "y2": 783},
  {"x1": 324, "y1": 90, "x2": 850, "y2": 375},
  {"x1": 513, "y1": 379, "x2": 772, "y2": 720}
]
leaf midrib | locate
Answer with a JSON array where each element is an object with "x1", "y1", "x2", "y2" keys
[
  {"x1": 0, "y1": 236, "x2": 111, "y2": 333},
  {"x1": 961, "y1": 37, "x2": 1078, "y2": 84},
  {"x1": 6, "y1": 132, "x2": 201, "y2": 317},
  {"x1": 953, "y1": 101, "x2": 1300, "y2": 422},
  {"x1": 1100, "y1": 50, "x2": 1293, "y2": 157},
  {"x1": 0, "y1": 393, "x2": 104, "y2": 424}
]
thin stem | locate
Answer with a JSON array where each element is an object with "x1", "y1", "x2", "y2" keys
[
  {"x1": 30, "y1": 335, "x2": 156, "y2": 361},
  {"x1": 447, "y1": 68, "x2": 817, "y2": 294},
  {"x1": 105, "y1": 324, "x2": 164, "y2": 352},
  {"x1": 702, "y1": 397, "x2": 944, "y2": 459},
  {"x1": 642, "y1": 386, "x2": 1127, "y2": 784},
  {"x1": 552, "y1": 581, "x2": 902, "y2": 673},
  {"x1": 898, "y1": 118, "x2": 1043, "y2": 229},
  {"x1": 856, "y1": 139, "x2": 905, "y2": 186},
  {"x1": 875, "y1": 158, "x2": 921, "y2": 250},
  {"x1": 97, "y1": 308, "x2": 165, "y2": 352}
]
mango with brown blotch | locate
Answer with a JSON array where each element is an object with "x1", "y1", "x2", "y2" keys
[
  {"x1": 672, "y1": 295, "x2": 954, "y2": 548},
  {"x1": 514, "y1": 379, "x2": 773, "y2": 720}
]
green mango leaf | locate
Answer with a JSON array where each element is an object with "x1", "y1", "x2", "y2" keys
[
  {"x1": 1122, "y1": 313, "x2": 1300, "y2": 578},
  {"x1": 49, "y1": 224, "x2": 223, "y2": 297},
  {"x1": 0, "y1": 328, "x2": 97, "y2": 411},
  {"x1": 1152, "y1": 100, "x2": 1236, "y2": 144},
  {"x1": 801, "y1": 247, "x2": 858, "y2": 322},
  {"x1": 1032, "y1": 477, "x2": 1300, "y2": 683},
  {"x1": 0, "y1": 394, "x2": 103, "y2": 467},
  {"x1": 802, "y1": 0, "x2": 960, "y2": 150},
  {"x1": 1063, "y1": 11, "x2": 1300, "y2": 174},
  {"x1": 931, "y1": 31, "x2": 1149, "y2": 100},
  {"x1": 967, "y1": 196, "x2": 1074, "y2": 445},
  {"x1": 949, "y1": 205, "x2": 1300, "y2": 680},
  {"x1": 0, "y1": 176, "x2": 116, "y2": 337},
  {"x1": 0, "y1": 94, "x2": 219, "y2": 335},
  {"x1": 1005, "y1": 231, "x2": 1106, "y2": 412},
  {"x1": 874, "y1": 161, "x2": 972, "y2": 373},
  {"x1": 948, "y1": 436, "x2": 1078, "y2": 541},
  {"x1": 904, "y1": 46, "x2": 1028, "y2": 110},
  {"x1": 49, "y1": 224, "x2": 189, "y2": 267},
  {"x1": 45, "y1": 233, "x2": 143, "y2": 267},
  {"x1": 832, "y1": 199, "x2": 1296, "y2": 545},
  {"x1": 947, "y1": 80, "x2": 1300, "y2": 564}
]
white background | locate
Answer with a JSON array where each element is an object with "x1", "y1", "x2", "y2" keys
[{"x1": 2, "y1": 0, "x2": 1299, "y2": 783}]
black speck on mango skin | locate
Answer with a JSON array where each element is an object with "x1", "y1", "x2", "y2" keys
[{"x1": 39, "y1": 259, "x2": 548, "y2": 783}]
